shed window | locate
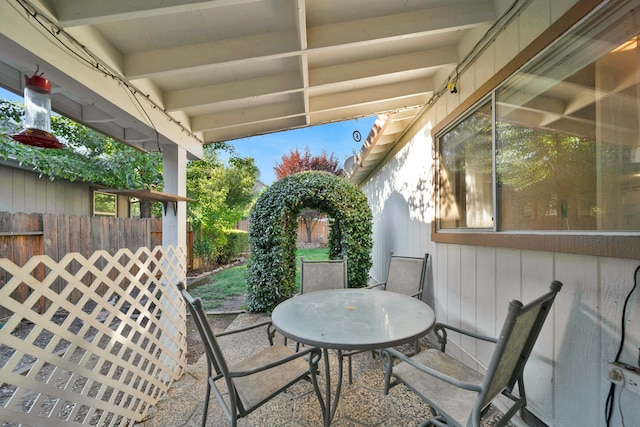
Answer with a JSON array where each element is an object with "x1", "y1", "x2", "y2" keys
[{"x1": 93, "y1": 191, "x2": 117, "y2": 216}]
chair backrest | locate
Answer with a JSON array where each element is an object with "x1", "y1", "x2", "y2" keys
[
  {"x1": 300, "y1": 258, "x2": 348, "y2": 294},
  {"x1": 384, "y1": 252, "x2": 428, "y2": 298},
  {"x1": 177, "y1": 282, "x2": 236, "y2": 408},
  {"x1": 476, "y1": 281, "x2": 562, "y2": 412}
]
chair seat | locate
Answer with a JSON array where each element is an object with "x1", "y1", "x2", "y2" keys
[
  {"x1": 393, "y1": 348, "x2": 484, "y2": 425},
  {"x1": 232, "y1": 344, "x2": 309, "y2": 409}
]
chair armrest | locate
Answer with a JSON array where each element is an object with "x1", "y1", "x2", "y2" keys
[
  {"x1": 228, "y1": 346, "x2": 322, "y2": 378},
  {"x1": 215, "y1": 319, "x2": 273, "y2": 337},
  {"x1": 381, "y1": 347, "x2": 482, "y2": 393},
  {"x1": 366, "y1": 282, "x2": 386, "y2": 290},
  {"x1": 215, "y1": 320, "x2": 276, "y2": 345},
  {"x1": 434, "y1": 323, "x2": 497, "y2": 352}
]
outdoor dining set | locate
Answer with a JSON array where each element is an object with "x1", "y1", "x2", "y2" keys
[{"x1": 179, "y1": 253, "x2": 562, "y2": 427}]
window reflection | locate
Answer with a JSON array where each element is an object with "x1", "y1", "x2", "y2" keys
[
  {"x1": 497, "y1": 35, "x2": 640, "y2": 231},
  {"x1": 439, "y1": 101, "x2": 493, "y2": 229},
  {"x1": 437, "y1": 8, "x2": 640, "y2": 232}
]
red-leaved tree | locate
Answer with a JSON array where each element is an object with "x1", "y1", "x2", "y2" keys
[
  {"x1": 273, "y1": 146, "x2": 341, "y2": 180},
  {"x1": 274, "y1": 147, "x2": 343, "y2": 243}
]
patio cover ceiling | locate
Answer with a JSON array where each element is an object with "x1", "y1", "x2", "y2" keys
[{"x1": 0, "y1": 0, "x2": 502, "y2": 170}]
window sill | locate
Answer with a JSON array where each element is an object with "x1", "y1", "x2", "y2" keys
[{"x1": 432, "y1": 229, "x2": 640, "y2": 259}]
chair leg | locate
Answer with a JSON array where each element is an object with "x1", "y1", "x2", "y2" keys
[
  {"x1": 201, "y1": 379, "x2": 211, "y2": 427},
  {"x1": 419, "y1": 415, "x2": 448, "y2": 427},
  {"x1": 348, "y1": 355, "x2": 353, "y2": 384}
]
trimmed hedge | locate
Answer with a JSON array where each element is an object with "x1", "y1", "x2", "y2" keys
[
  {"x1": 246, "y1": 171, "x2": 373, "y2": 313},
  {"x1": 217, "y1": 229, "x2": 249, "y2": 264}
]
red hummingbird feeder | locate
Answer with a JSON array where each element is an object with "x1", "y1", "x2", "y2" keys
[{"x1": 11, "y1": 73, "x2": 63, "y2": 149}]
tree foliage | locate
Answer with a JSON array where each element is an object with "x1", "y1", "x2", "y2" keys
[
  {"x1": 274, "y1": 146, "x2": 343, "y2": 242},
  {"x1": 246, "y1": 171, "x2": 372, "y2": 313},
  {"x1": 2, "y1": 98, "x2": 257, "y2": 262},
  {"x1": 186, "y1": 145, "x2": 259, "y2": 266},
  {"x1": 0, "y1": 100, "x2": 163, "y2": 190},
  {"x1": 273, "y1": 146, "x2": 342, "y2": 180}
]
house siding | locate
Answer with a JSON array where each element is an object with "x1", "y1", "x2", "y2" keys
[
  {"x1": 362, "y1": 136, "x2": 640, "y2": 426},
  {"x1": 359, "y1": 0, "x2": 639, "y2": 425},
  {"x1": 0, "y1": 162, "x2": 91, "y2": 215}
]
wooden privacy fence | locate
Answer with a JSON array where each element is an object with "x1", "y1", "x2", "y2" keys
[
  {"x1": 0, "y1": 246, "x2": 187, "y2": 426},
  {"x1": 236, "y1": 218, "x2": 329, "y2": 244},
  {"x1": 0, "y1": 212, "x2": 164, "y2": 320},
  {"x1": 0, "y1": 212, "x2": 162, "y2": 267},
  {"x1": 1, "y1": 211, "x2": 203, "y2": 283}
]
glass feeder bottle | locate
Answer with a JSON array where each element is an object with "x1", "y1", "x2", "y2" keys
[{"x1": 23, "y1": 75, "x2": 52, "y2": 133}]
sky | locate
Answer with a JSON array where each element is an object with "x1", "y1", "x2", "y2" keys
[
  {"x1": 1, "y1": 87, "x2": 377, "y2": 185},
  {"x1": 227, "y1": 117, "x2": 377, "y2": 184}
]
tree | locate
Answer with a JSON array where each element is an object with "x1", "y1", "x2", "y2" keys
[
  {"x1": 0, "y1": 100, "x2": 163, "y2": 192},
  {"x1": 273, "y1": 146, "x2": 343, "y2": 242},
  {"x1": 273, "y1": 146, "x2": 342, "y2": 179},
  {"x1": 186, "y1": 145, "x2": 259, "y2": 266}
]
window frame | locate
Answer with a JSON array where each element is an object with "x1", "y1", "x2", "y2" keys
[
  {"x1": 431, "y1": 0, "x2": 640, "y2": 260},
  {"x1": 93, "y1": 190, "x2": 117, "y2": 217}
]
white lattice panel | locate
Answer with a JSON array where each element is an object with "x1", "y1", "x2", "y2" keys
[{"x1": 0, "y1": 246, "x2": 187, "y2": 426}]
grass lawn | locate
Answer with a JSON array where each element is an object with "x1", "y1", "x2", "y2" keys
[{"x1": 190, "y1": 247, "x2": 328, "y2": 310}]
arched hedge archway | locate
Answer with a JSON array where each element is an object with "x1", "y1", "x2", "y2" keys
[{"x1": 245, "y1": 171, "x2": 373, "y2": 312}]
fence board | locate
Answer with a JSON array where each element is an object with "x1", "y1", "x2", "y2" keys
[
  {"x1": 0, "y1": 213, "x2": 44, "y2": 310},
  {"x1": 109, "y1": 217, "x2": 119, "y2": 253},
  {"x1": 56, "y1": 214, "x2": 70, "y2": 262},
  {"x1": 80, "y1": 215, "x2": 92, "y2": 257},
  {"x1": 68, "y1": 214, "x2": 81, "y2": 254},
  {"x1": 152, "y1": 218, "x2": 162, "y2": 248},
  {"x1": 296, "y1": 219, "x2": 328, "y2": 244},
  {"x1": 1, "y1": 212, "x2": 225, "y2": 318},
  {"x1": 43, "y1": 213, "x2": 58, "y2": 263}
]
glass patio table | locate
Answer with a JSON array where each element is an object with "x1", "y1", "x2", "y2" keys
[{"x1": 271, "y1": 288, "x2": 435, "y2": 426}]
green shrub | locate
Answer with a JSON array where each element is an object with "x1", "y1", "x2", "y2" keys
[
  {"x1": 191, "y1": 226, "x2": 221, "y2": 270},
  {"x1": 246, "y1": 171, "x2": 373, "y2": 312},
  {"x1": 217, "y1": 229, "x2": 249, "y2": 264}
]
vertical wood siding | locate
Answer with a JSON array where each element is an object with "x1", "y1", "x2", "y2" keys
[
  {"x1": 362, "y1": 150, "x2": 640, "y2": 426},
  {"x1": 0, "y1": 164, "x2": 91, "y2": 215}
]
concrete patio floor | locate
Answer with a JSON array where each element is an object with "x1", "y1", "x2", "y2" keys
[{"x1": 136, "y1": 313, "x2": 516, "y2": 427}]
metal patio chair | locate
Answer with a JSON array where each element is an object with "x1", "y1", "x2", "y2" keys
[
  {"x1": 344, "y1": 252, "x2": 430, "y2": 383},
  {"x1": 381, "y1": 280, "x2": 562, "y2": 427},
  {"x1": 299, "y1": 257, "x2": 348, "y2": 294},
  {"x1": 370, "y1": 252, "x2": 429, "y2": 354},
  {"x1": 287, "y1": 258, "x2": 348, "y2": 349},
  {"x1": 178, "y1": 282, "x2": 323, "y2": 427},
  {"x1": 368, "y1": 252, "x2": 429, "y2": 299}
]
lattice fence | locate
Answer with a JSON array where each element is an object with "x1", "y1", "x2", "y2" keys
[{"x1": 0, "y1": 246, "x2": 187, "y2": 426}]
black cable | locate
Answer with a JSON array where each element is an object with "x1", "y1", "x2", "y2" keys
[
  {"x1": 14, "y1": 0, "x2": 196, "y2": 149},
  {"x1": 605, "y1": 264, "x2": 640, "y2": 426}
]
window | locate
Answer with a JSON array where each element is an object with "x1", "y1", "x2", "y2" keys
[
  {"x1": 130, "y1": 197, "x2": 141, "y2": 218},
  {"x1": 93, "y1": 191, "x2": 117, "y2": 216},
  {"x1": 439, "y1": 100, "x2": 493, "y2": 229},
  {"x1": 438, "y1": 3, "x2": 640, "y2": 233}
]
